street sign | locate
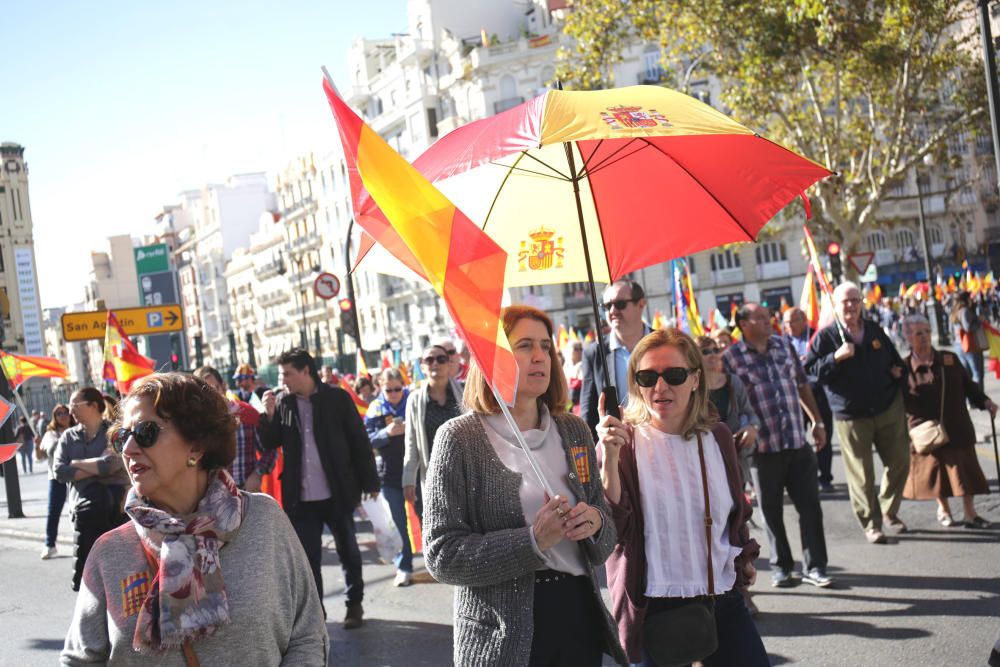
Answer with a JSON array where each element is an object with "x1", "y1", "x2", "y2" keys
[
  {"x1": 847, "y1": 251, "x2": 875, "y2": 275},
  {"x1": 861, "y1": 264, "x2": 879, "y2": 283},
  {"x1": 134, "y1": 243, "x2": 171, "y2": 275},
  {"x1": 61, "y1": 305, "x2": 183, "y2": 342},
  {"x1": 313, "y1": 272, "x2": 341, "y2": 300}
]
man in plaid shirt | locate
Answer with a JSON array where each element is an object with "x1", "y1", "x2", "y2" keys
[
  {"x1": 724, "y1": 302, "x2": 832, "y2": 590},
  {"x1": 195, "y1": 366, "x2": 277, "y2": 491}
]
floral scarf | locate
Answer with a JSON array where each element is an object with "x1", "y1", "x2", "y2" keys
[{"x1": 125, "y1": 468, "x2": 247, "y2": 653}]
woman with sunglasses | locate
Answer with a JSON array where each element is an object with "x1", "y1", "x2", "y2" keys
[
  {"x1": 423, "y1": 305, "x2": 626, "y2": 667},
  {"x1": 597, "y1": 328, "x2": 766, "y2": 667},
  {"x1": 402, "y1": 344, "x2": 464, "y2": 512},
  {"x1": 365, "y1": 367, "x2": 414, "y2": 587},
  {"x1": 901, "y1": 314, "x2": 996, "y2": 528},
  {"x1": 38, "y1": 403, "x2": 75, "y2": 560},
  {"x1": 62, "y1": 373, "x2": 327, "y2": 665},
  {"x1": 54, "y1": 388, "x2": 124, "y2": 592}
]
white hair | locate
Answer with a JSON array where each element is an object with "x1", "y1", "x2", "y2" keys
[
  {"x1": 901, "y1": 313, "x2": 930, "y2": 336},
  {"x1": 833, "y1": 281, "x2": 861, "y2": 300}
]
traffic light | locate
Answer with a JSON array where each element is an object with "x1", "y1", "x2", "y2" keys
[
  {"x1": 339, "y1": 298, "x2": 358, "y2": 342},
  {"x1": 827, "y1": 242, "x2": 843, "y2": 285},
  {"x1": 169, "y1": 333, "x2": 182, "y2": 371}
]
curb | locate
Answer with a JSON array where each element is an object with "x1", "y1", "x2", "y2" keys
[{"x1": 0, "y1": 527, "x2": 74, "y2": 546}]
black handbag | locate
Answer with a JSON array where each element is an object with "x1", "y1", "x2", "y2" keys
[{"x1": 642, "y1": 433, "x2": 719, "y2": 667}]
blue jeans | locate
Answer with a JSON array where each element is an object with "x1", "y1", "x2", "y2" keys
[
  {"x1": 381, "y1": 485, "x2": 413, "y2": 572},
  {"x1": 19, "y1": 449, "x2": 33, "y2": 474},
  {"x1": 955, "y1": 344, "x2": 985, "y2": 390},
  {"x1": 46, "y1": 479, "x2": 68, "y2": 548},
  {"x1": 632, "y1": 589, "x2": 770, "y2": 667}
]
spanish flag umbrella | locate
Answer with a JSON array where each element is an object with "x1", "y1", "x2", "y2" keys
[{"x1": 354, "y1": 85, "x2": 832, "y2": 410}]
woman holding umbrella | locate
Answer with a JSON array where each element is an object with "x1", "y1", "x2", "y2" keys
[
  {"x1": 598, "y1": 328, "x2": 766, "y2": 667},
  {"x1": 423, "y1": 305, "x2": 626, "y2": 666},
  {"x1": 901, "y1": 314, "x2": 995, "y2": 528}
]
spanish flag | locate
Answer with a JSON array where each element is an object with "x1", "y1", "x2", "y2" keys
[
  {"x1": 799, "y1": 265, "x2": 820, "y2": 331},
  {"x1": 0, "y1": 351, "x2": 69, "y2": 390},
  {"x1": 102, "y1": 311, "x2": 155, "y2": 393},
  {"x1": 357, "y1": 349, "x2": 369, "y2": 378},
  {"x1": 338, "y1": 376, "x2": 369, "y2": 417},
  {"x1": 985, "y1": 321, "x2": 1000, "y2": 379},
  {"x1": 324, "y1": 74, "x2": 518, "y2": 405}
]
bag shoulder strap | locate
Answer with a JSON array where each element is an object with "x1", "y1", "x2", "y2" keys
[
  {"x1": 937, "y1": 361, "x2": 946, "y2": 422},
  {"x1": 695, "y1": 433, "x2": 715, "y2": 597}
]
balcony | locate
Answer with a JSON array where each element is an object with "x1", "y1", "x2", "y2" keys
[
  {"x1": 396, "y1": 37, "x2": 433, "y2": 66},
  {"x1": 255, "y1": 261, "x2": 281, "y2": 280},
  {"x1": 280, "y1": 196, "x2": 317, "y2": 224},
  {"x1": 712, "y1": 267, "x2": 744, "y2": 286},
  {"x1": 305, "y1": 302, "x2": 329, "y2": 320},
  {"x1": 289, "y1": 231, "x2": 322, "y2": 253},
  {"x1": 258, "y1": 290, "x2": 290, "y2": 307},
  {"x1": 756, "y1": 261, "x2": 790, "y2": 281},
  {"x1": 263, "y1": 320, "x2": 292, "y2": 335}
]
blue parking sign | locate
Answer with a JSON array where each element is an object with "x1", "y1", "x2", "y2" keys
[{"x1": 147, "y1": 312, "x2": 163, "y2": 328}]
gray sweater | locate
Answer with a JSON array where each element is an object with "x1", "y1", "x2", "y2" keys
[
  {"x1": 61, "y1": 493, "x2": 328, "y2": 666},
  {"x1": 423, "y1": 411, "x2": 628, "y2": 667}
]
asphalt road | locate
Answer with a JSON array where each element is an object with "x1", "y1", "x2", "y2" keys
[{"x1": 2, "y1": 392, "x2": 999, "y2": 666}]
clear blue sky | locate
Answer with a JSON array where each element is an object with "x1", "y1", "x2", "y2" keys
[{"x1": 4, "y1": 0, "x2": 406, "y2": 308}]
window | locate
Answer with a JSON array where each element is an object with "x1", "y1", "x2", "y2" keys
[
  {"x1": 866, "y1": 231, "x2": 888, "y2": 251},
  {"x1": 948, "y1": 131, "x2": 967, "y2": 156},
  {"x1": 928, "y1": 225, "x2": 943, "y2": 244},
  {"x1": 755, "y1": 241, "x2": 787, "y2": 265},
  {"x1": 894, "y1": 228, "x2": 915, "y2": 248},
  {"x1": 427, "y1": 108, "x2": 438, "y2": 138},
  {"x1": 643, "y1": 47, "x2": 662, "y2": 82},
  {"x1": 977, "y1": 132, "x2": 993, "y2": 154},
  {"x1": 710, "y1": 249, "x2": 741, "y2": 271},
  {"x1": 888, "y1": 179, "x2": 905, "y2": 197}
]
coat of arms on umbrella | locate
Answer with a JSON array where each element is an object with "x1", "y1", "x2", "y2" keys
[
  {"x1": 518, "y1": 227, "x2": 565, "y2": 271},
  {"x1": 600, "y1": 106, "x2": 672, "y2": 130}
]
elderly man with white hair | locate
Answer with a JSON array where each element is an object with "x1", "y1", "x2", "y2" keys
[{"x1": 805, "y1": 281, "x2": 910, "y2": 545}]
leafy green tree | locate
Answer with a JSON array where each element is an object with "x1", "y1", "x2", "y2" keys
[{"x1": 556, "y1": 1, "x2": 988, "y2": 254}]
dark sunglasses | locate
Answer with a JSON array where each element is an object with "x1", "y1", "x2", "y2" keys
[
  {"x1": 110, "y1": 421, "x2": 168, "y2": 454},
  {"x1": 384, "y1": 387, "x2": 403, "y2": 393},
  {"x1": 55, "y1": 410, "x2": 70, "y2": 417},
  {"x1": 602, "y1": 298, "x2": 638, "y2": 311},
  {"x1": 422, "y1": 354, "x2": 449, "y2": 365},
  {"x1": 634, "y1": 367, "x2": 696, "y2": 388},
  {"x1": 700, "y1": 347, "x2": 721, "y2": 356}
]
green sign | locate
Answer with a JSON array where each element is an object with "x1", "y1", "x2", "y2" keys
[{"x1": 134, "y1": 243, "x2": 170, "y2": 275}]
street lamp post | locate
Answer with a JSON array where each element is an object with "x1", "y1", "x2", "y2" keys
[
  {"x1": 915, "y1": 157, "x2": 950, "y2": 346},
  {"x1": 275, "y1": 248, "x2": 311, "y2": 350}
]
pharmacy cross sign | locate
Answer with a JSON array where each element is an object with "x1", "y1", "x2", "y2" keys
[{"x1": 313, "y1": 272, "x2": 341, "y2": 300}]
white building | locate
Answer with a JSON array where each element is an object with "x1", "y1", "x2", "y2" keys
[{"x1": 169, "y1": 174, "x2": 275, "y2": 368}]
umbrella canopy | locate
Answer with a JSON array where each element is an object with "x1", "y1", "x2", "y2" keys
[{"x1": 355, "y1": 85, "x2": 832, "y2": 287}]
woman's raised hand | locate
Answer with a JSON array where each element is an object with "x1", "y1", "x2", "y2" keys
[
  {"x1": 532, "y1": 494, "x2": 571, "y2": 552},
  {"x1": 596, "y1": 391, "x2": 631, "y2": 460}
]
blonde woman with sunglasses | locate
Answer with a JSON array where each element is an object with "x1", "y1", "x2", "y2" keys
[{"x1": 597, "y1": 328, "x2": 766, "y2": 667}]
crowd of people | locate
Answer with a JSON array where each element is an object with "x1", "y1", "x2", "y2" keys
[{"x1": 37, "y1": 274, "x2": 996, "y2": 665}]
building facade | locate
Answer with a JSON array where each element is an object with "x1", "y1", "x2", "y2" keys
[{"x1": 0, "y1": 142, "x2": 44, "y2": 356}]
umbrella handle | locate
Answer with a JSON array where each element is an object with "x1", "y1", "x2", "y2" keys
[{"x1": 603, "y1": 386, "x2": 621, "y2": 420}]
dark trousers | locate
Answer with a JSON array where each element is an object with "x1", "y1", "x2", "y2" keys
[
  {"x1": 634, "y1": 590, "x2": 769, "y2": 667},
  {"x1": 72, "y1": 495, "x2": 114, "y2": 591},
  {"x1": 751, "y1": 446, "x2": 828, "y2": 573},
  {"x1": 19, "y1": 449, "x2": 33, "y2": 474},
  {"x1": 812, "y1": 387, "x2": 835, "y2": 484},
  {"x1": 381, "y1": 485, "x2": 413, "y2": 572},
  {"x1": 529, "y1": 571, "x2": 605, "y2": 667},
  {"x1": 46, "y1": 480, "x2": 68, "y2": 548},
  {"x1": 289, "y1": 498, "x2": 364, "y2": 609}
]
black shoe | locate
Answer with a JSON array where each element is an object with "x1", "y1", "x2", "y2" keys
[{"x1": 343, "y1": 603, "x2": 364, "y2": 629}]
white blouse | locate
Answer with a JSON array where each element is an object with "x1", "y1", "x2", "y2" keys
[
  {"x1": 480, "y1": 406, "x2": 588, "y2": 577},
  {"x1": 634, "y1": 425, "x2": 741, "y2": 598}
]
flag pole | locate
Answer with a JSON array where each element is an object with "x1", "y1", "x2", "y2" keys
[
  {"x1": 492, "y1": 384, "x2": 556, "y2": 498},
  {"x1": 0, "y1": 359, "x2": 39, "y2": 439}
]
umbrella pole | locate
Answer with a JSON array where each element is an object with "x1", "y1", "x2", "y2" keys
[
  {"x1": 563, "y1": 143, "x2": 621, "y2": 419},
  {"x1": 493, "y1": 385, "x2": 555, "y2": 497},
  {"x1": 992, "y1": 413, "x2": 1000, "y2": 494}
]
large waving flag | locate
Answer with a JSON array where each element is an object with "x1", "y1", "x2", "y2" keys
[
  {"x1": 799, "y1": 265, "x2": 820, "y2": 331},
  {"x1": 672, "y1": 259, "x2": 704, "y2": 337},
  {"x1": 323, "y1": 74, "x2": 518, "y2": 405},
  {"x1": 102, "y1": 311, "x2": 155, "y2": 393},
  {"x1": 0, "y1": 351, "x2": 69, "y2": 390}
]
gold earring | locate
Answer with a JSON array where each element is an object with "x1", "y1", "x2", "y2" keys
[{"x1": 186, "y1": 456, "x2": 197, "y2": 468}]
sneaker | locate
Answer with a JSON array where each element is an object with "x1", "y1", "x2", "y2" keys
[
  {"x1": 771, "y1": 569, "x2": 794, "y2": 588},
  {"x1": 883, "y1": 514, "x2": 907, "y2": 534},
  {"x1": 819, "y1": 481, "x2": 835, "y2": 493},
  {"x1": 343, "y1": 603, "x2": 364, "y2": 630},
  {"x1": 865, "y1": 528, "x2": 887, "y2": 544},
  {"x1": 802, "y1": 568, "x2": 833, "y2": 588},
  {"x1": 393, "y1": 570, "x2": 413, "y2": 587},
  {"x1": 40, "y1": 546, "x2": 57, "y2": 560},
  {"x1": 937, "y1": 510, "x2": 957, "y2": 527}
]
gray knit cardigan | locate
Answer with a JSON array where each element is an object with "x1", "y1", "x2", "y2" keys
[{"x1": 423, "y1": 411, "x2": 628, "y2": 667}]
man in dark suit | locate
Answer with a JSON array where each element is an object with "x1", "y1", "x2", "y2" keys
[
  {"x1": 261, "y1": 348, "x2": 380, "y2": 629},
  {"x1": 580, "y1": 279, "x2": 651, "y2": 435}
]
